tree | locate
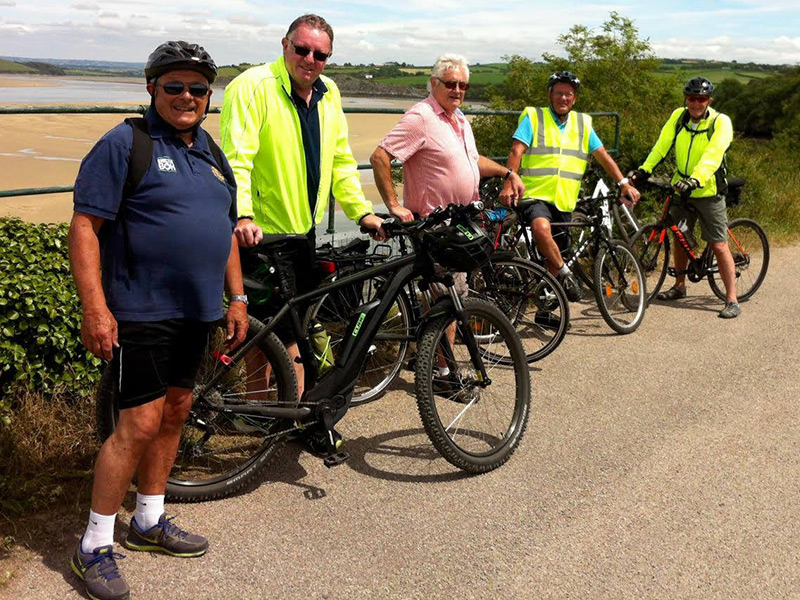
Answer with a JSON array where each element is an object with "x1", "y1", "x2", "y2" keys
[{"x1": 472, "y1": 12, "x2": 682, "y2": 174}]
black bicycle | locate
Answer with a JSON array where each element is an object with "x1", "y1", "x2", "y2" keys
[
  {"x1": 629, "y1": 178, "x2": 770, "y2": 304},
  {"x1": 96, "y1": 202, "x2": 531, "y2": 502},
  {"x1": 484, "y1": 192, "x2": 647, "y2": 335}
]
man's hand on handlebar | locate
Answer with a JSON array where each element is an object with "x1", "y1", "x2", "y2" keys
[
  {"x1": 388, "y1": 203, "x2": 415, "y2": 223},
  {"x1": 359, "y1": 213, "x2": 387, "y2": 241},
  {"x1": 235, "y1": 218, "x2": 264, "y2": 247},
  {"x1": 498, "y1": 172, "x2": 525, "y2": 208},
  {"x1": 673, "y1": 178, "x2": 700, "y2": 194},
  {"x1": 619, "y1": 181, "x2": 641, "y2": 206}
]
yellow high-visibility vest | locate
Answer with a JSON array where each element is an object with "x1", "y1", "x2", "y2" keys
[{"x1": 518, "y1": 107, "x2": 591, "y2": 213}]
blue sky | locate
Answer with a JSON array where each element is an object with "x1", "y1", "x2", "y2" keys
[{"x1": 1, "y1": 1, "x2": 799, "y2": 66}]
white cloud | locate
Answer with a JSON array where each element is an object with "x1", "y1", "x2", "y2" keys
[
  {"x1": 357, "y1": 39, "x2": 375, "y2": 52},
  {"x1": 71, "y1": 2, "x2": 98, "y2": 9},
  {"x1": 0, "y1": 0, "x2": 16, "y2": 5}
]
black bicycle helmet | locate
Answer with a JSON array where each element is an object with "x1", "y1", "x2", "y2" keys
[
  {"x1": 424, "y1": 217, "x2": 494, "y2": 271},
  {"x1": 683, "y1": 76, "x2": 714, "y2": 97},
  {"x1": 547, "y1": 70, "x2": 581, "y2": 93},
  {"x1": 145, "y1": 41, "x2": 217, "y2": 84}
]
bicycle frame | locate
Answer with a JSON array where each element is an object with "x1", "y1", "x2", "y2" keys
[{"x1": 197, "y1": 234, "x2": 491, "y2": 430}]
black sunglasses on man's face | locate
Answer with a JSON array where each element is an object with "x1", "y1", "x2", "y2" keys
[
  {"x1": 158, "y1": 82, "x2": 210, "y2": 97},
  {"x1": 289, "y1": 39, "x2": 331, "y2": 63}
]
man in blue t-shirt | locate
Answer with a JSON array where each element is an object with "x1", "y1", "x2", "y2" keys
[
  {"x1": 499, "y1": 71, "x2": 639, "y2": 302},
  {"x1": 67, "y1": 41, "x2": 247, "y2": 600}
]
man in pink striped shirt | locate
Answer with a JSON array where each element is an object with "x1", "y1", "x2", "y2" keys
[{"x1": 371, "y1": 54, "x2": 524, "y2": 221}]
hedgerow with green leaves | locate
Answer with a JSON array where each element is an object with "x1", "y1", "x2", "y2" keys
[{"x1": 0, "y1": 218, "x2": 100, "y2": 405}]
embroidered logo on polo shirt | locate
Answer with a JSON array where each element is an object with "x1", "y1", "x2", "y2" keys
[
  {"x1": 211, "y1": 165, "x2": 226, "y2": 183},
  {"x1": 157, "y1": 156, "x2": 177, "y2": 173}
]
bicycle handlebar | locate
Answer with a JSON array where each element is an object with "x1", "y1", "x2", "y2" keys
[{"x1": 359, "y1": 201, "x2": 485, "y2": 237}]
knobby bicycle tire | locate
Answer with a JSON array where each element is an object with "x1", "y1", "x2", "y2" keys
[
  {"x1": 96, "y1": 313, "x2": 297, "y2": 502},
  {"x1": 630, "y1": 223, "x2": 671, "y2": 304},
  {"x1": 707, "y1": 218, "x2": 769, "y2": 302},
  {"x1": 469, "y1": 257, "x2": 569, "y2": 363},
  {"x1": 414, "y1": 297, "x2": 531, "y2": 473},
  {"x1": 303, "y1": 276, "x2": 411, "y2": 405},
  {"x1": 592, "y1": 240, "x2": 647, "y2": 334}
]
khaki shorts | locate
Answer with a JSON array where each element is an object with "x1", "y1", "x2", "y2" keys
[
  {"x1": 670, "y1": 195, "x2": 728, "y2": 243},
  {"x1": 429, "y1": 269, "x2": 469, "y2": 300}
]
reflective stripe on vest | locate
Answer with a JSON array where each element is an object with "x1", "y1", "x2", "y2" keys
[{"x1": 519, "y1": 107, "x2": 590, "y2": 212}]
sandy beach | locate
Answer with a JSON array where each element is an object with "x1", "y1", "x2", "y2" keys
[{"x1": 0, "y1": 76, "x2": 416, "y2": 223}]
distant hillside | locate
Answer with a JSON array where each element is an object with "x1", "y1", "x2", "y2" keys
[
  {"x1": 0, "y1": 56, "x2": 143, "y2": 77},
  {"x1": 0, "y1": 58, "x2": 37, "y2": 74}
]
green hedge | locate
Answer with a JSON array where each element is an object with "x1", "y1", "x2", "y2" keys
[{"x1": 0, "y1": 218, "x2": 100, "y2": 406}]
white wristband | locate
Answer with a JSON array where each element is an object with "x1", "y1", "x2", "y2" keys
[{"x1": 617, "y1": 177, "x2": 629, "y2": 188}]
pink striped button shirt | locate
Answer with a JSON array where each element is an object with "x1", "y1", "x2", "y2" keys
[{"x1": 379, "y1": 94, "x2": 480, "y2": 217}]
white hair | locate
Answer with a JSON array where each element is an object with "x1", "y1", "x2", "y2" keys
[{"x1": 427, "y1": 54, "x2": 470, "y2": 92}]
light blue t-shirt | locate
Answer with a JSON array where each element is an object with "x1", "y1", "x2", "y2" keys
[{"x1": 512, "y1": 107, "x2": 603, "y2": 153}]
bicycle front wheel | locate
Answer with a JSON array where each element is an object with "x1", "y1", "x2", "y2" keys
[
  {"x1": 569, "y1": 211, "x2": 596, "y2": 289},
  {"x1": 593, "y1": 240, "x2": 647, "y2": 334},
  {"x1": 96, "y1": 313, "x2": 297, "y2": 502},
  {"x1": 470, "y1": 258, "x2": 569, "y2": 363},
  {"x1": 630, "y1": 223, "x2": 670, "y2": 304},
  {"x1": 414, "y1": 297, "x2": 531, "y2": 473},
  {"x1": 304, "y1": 276, "x2": 411, "y2": 405},
  {"x1": 707, "y1": 218, "x2": 769, "y2": 302}
]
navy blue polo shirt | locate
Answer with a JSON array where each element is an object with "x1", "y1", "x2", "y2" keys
[
  {"x1": 289, "y1": 78, "x2": 326, "y2": 214},
  {"x1": 73, "y1": 109, "x2": 237, "y2": 322}
]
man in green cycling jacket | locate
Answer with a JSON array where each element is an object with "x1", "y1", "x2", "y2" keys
[
  {"x1": 501, "y1": 71, "x2": 640, "y2": 303},
  {"x1": 220, "y1": 14, "x2": 385, "y2": 395},
  {"x1": 631, "y1": 77, "x2": 739, "y2": 319}
]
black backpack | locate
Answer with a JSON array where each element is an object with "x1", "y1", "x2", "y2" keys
[{"x1": 116, "y1": 117, "x2": 235, "y2": 278}]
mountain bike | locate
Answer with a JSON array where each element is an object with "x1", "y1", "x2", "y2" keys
[
  {"x1": 482, "y1": 186, "x2": 647, "y2": 335},
  {"x1": 96, "y1": 202, "x2": 531, "y2": 502},
  {"x1": 629, "y1": 178, "x2": 769, "y2": 304}
]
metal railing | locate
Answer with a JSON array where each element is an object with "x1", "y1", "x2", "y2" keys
[{"x1": 0, "y1": 104, "x2": 620, "y2": 233}]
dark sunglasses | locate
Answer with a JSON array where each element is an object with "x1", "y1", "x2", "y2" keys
[
  {"x1": 290, "y1": 40, "x2": 331, "y2": 63},
  {"x1": 686, "y1": 95, "x2": 710, "y2": 103},
  {"x1": 159, "y1": 82, "x2": 210, "y2": 97},
  {"x1": 437, "y1": 78, "x2": 469, "y2": 91}
]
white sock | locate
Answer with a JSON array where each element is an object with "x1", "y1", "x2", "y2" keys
[
  {"x1": 134, "y1": 493, "x2": 165, "y2": 531},
  {"x1": 436, "y1": 366, "x2": 450, "y2": 377},
  {"x1": 558, "y1": 264, "x2": 571, "y2": 277},
  {"x1": 82, "y1": 510, "x2": 116, "y2": 553}
]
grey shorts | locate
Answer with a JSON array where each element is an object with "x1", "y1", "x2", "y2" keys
[{"x1": 670, "y1": 195, "x2": 728, "y2": 243}]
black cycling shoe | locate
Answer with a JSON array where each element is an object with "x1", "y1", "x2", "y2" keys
[{"x1": 559, "y1": 271, "x2": 583, "y2": 303}]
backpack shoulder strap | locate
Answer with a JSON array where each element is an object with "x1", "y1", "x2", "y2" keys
[
  {"x1": 203, "y1": 131, "x2": 236, "y2": 187},
  {"x1": 123, "y1": 117, "x2": 153, "y2": 200}
]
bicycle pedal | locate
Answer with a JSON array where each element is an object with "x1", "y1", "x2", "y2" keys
[{"x1": 323, "y1": 451, "x2": 350, "y2": 468}]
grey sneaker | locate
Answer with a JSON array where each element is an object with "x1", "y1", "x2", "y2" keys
[
  {"x1": 559, "y1": 271, "x2": 583, "y2": 303},
  {"x1": 70, "y1": 542, "x2": 130, "y2": 600},
  {"x1": 718, "y1": 302, "x2": 741, "y2": 319},
  {"x1": 124, "y1": 514, "x2": 208, "y2": 557}
]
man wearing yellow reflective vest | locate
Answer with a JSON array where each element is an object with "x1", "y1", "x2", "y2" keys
[
  {"x1": 501, "y1": 71, "x2": 640, "y2": 302},
  {"x1": 220, "y1": 14, "x2": 385, "y2": 399},
  {"x1": 631, "y1": 77, "x2": 739, "y2": 319}
]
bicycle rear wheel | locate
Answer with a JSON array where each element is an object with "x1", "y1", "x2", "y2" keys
[
  {"x1": 630, "y1": 223, "x2": 671, "y2": 304},
  {"x1": 96, "y1": 313, "x2": 297, "y2": 502},
  {"x1": 707, "y1": 218, "x2": 769, "y2": 302},
  {"x1": 469, "y1": 257, "x2": 569, "y2": 362},
  {"x1": 414, "y1": 298, "x2": 530, "y2": 473},
  {"x1": 593, "y1": 240, "x2": 647, "y2": 334},
  {"x1": 303, "y1": 276, "x2": 411, "y2": 405}
]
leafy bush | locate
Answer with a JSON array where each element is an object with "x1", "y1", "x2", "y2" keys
[{"x1": 0, "y1": 218, "x2": 100, "y2": 399}]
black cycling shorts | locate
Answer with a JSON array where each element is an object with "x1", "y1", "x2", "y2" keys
[
  {"x1": 519, "y1": 200, "x2": 572, "y2": 253},
  {"x1": 110, "y1": 319, "x2": 212, "y2": 410}
]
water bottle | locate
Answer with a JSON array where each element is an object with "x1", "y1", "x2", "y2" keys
[
  {"x1": 677, "y1": 219, "x2": 697, "y2": 250},
  {"x1": 310, "y1": 321, "x2": 334, "y2": 374}
]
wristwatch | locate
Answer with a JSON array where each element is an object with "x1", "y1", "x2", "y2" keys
[
  {"x1": 503, "y1": 168, "x2": 513, "y2": 180},
  {"x1": 230, "y1": 294, "x2": 249, "y2": 305},
  {"x1": 617, "y1": 177, "x2": 630, "y2": 187}
]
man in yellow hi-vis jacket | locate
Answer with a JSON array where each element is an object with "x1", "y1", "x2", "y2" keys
[
  {"x1": 501, "y1": 71, "x2": 640, "y2": 302},
  {"x1": 632, "y1": 77, "x2": 739, "y2": 319},
  {"x1": 220, "y1": 14, "x2": 385, "y2": 399}
]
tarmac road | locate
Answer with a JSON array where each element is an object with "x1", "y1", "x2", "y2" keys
[{"x1": 2, "y1": 244, "x2": 798, "y2": 600}]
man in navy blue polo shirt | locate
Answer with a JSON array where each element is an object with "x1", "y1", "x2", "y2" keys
[{"x1": 67, "y1": 41, "x2": 247, "y2": 600}]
